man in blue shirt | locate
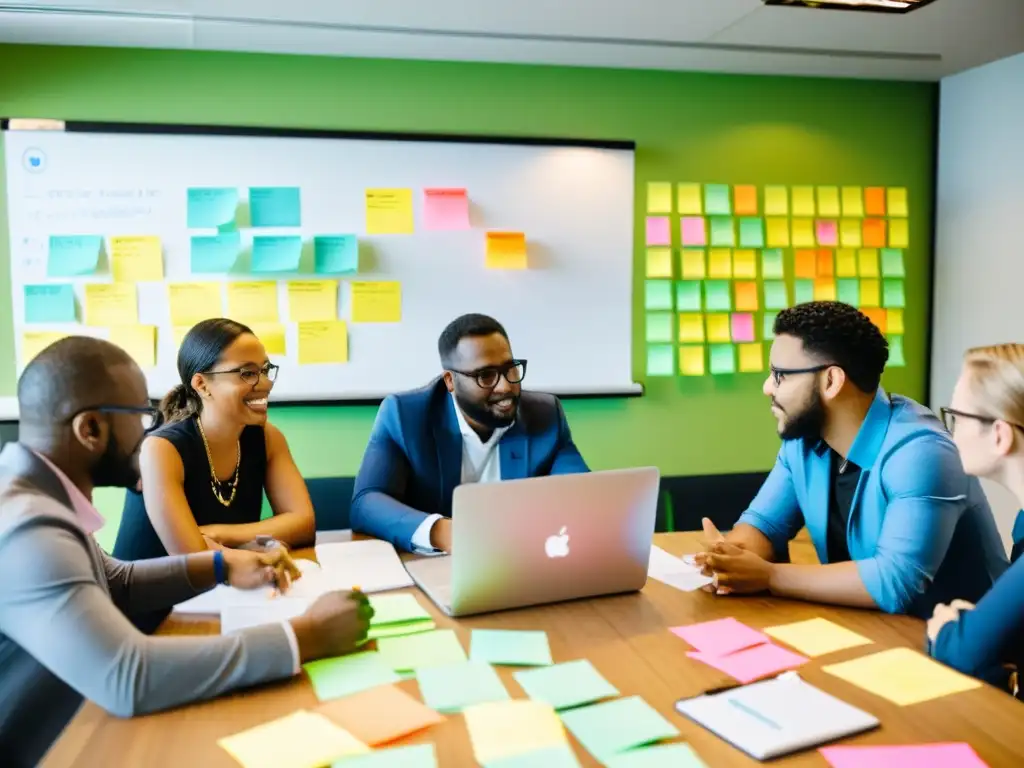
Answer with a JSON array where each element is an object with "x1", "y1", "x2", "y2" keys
[{"x1": 698, "y1": 302, "x2": 1007, "y2": 618}]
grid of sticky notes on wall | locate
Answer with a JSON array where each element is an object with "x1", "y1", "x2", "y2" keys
[{"x1": 644, "y1": 182, "x2": 909, "y2": 377}]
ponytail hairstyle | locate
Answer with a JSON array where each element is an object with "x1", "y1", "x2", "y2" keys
[
  {"x1": 159, "y1": 318, "x2": 254, "y2": 424},
  {"x1": 961, "y1": 344, "x2": 1024, "y2": 430}
]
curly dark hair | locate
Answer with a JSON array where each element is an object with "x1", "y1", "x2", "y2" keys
[{"x1": 774, "y1": 301, "x2": 889, "y2": 393}]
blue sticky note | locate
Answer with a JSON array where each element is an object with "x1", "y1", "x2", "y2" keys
[
  {"x1": 252, "y1": 235, "x2": 303, "y2": 272},
  {"x1": 190, "y1": 233, "x2": 240, "y2": 273},
  {"x1": 314, "y1": 235, "x2": 359, "y2": 274},
  {"x1": 48, "y1": 235, "x2": 102, "y2": 276},
  {"x1": 187, "y1": 187, "x2": 238, "y2": 229},
  {"x1": 250, "y1": 187, "x2": 301, "y2": 227},
  {"x1": 24, "y1": 284, "x2": 76, "y2": 323}
]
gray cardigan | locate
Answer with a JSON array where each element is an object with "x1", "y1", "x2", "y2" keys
[{"x1": 0, "y1": 443, "x2": 296, "y2": 768}]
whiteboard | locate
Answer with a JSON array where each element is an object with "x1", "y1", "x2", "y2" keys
[{"x1": 3, "y1": 126, "x2": 638, "y2": 402}]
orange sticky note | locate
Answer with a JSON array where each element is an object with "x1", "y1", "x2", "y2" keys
[
  {"x1": 791, "y1": 218, "x2": 816, "y2": 248},
  {"x1": 887, "y1": 187, "x2": 908, "y2": 217},
  {"x1": 887, "y1": 309, "x2": 904, "y2": 334},
  {"x1": 734, "y1": 185, "x2": 758, "y2": 215},
  {"x1": 766, "y1": 218, "x2": 790, "y2": 248},
  {"x1": 840, "y1": 220, "x2": 862, "y2": 248},
  {"x1": 486, "y1": 232, "x2": 528, "y2": 269},
  {"x1": 738, "y1": 343, "x2": 764, "y2": 373},
  {"x1": 814, "y1": 279, "x2": 837, "y2": 301},
  {"x1": 836, "y1": 249, "x2": 857, "y2": 278},
  {"x1": 733, "y1": 249, "x2": 757, "y2": 279},
  {"x1": 863, "y1": 307, "x2": 887, "y2": 333},
  {"x1": 858, "y1": 249, "x2": 880, "y2": 278},
  {"x1": 817, "y1": 250, "x2": 834, "y2": 278},
  {"x1": 735, "y1": 281, "x2": 759, "y2": 311},
  {"x1": 317, "y1": 685, "x2": 444, "y2": 746},
  {"x1": 679, "y1": 313, "x2": 705, "y2": 343},
  {"x1": 706, "y1": 314, "x2": 731, "y2": 343},
  {"x1": 865, "y1": 187, "x2": 886, "y2": 216},
  {"x1": 862, "y1": 219, "x2": 887, "y2": 249},
  {"x1": 681, "y1": 249, "x2": 706, "y2": 279},
  {"x1": 679, "y1": 345, "x2": 705, "y2": 376},
  {"x1": 708, "y1": 248, "x2": 732, "y2": 279},
  {"x1": 794, "y1": 250, "x2": 817, "y2": 279},
  {"x1": 792, "y1": 186, "x2": 816, "y2": 217},
  {"x1": 889, "y1": 219, "x2": 909, "y2": 248},
  {"x1": 860, "y1": 279, "x2": 881, "y2": 307}
]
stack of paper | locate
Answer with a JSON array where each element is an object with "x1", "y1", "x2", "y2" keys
[
  {"x1": 672, "y1": 618, "x2": 808, "y2": 683},
  {"x1": 647, "y1": 546, "x2": 714, "y2": 592}
]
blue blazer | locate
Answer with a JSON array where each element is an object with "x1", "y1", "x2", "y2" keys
[
  {"x1": 351, "y1": 378, "x2": 590, "y2": 551},
  {"x1": 737, "y1": 388, "x2": 1008, "y2": 617}
]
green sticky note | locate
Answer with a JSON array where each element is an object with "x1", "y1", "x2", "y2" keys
[
  {"x1": 302, "y1": 650, "x2": 400, "y2": 701},
  {"x1": 708, "y1": 217, "x2": 736, "y2": 247},
  {"x1": 252, "y1": 235, "x2": 303, "y2": 272},
  {"x1": 470, "y1": 629, "x2": 553, "y2": 666},
  {"x1": 646, "y1": 345, "x2": 674, "y2": 377},
  {"x1": 794, "y1": 279, "x2": 814, "y2": 304},
  {"x1": 315, "y1": 235, "x2": 359, "y2": 274},
  {"x1": 24, "y1": 284, "x2": 76, "y2": 323},
  {"x1": 645, "y1": 312, "x2": 673, "y2": 343},
  {"x1": 837, "y1": 278, "x2": 860, "y2": 306},
  {"x1": 675, "y1": 281, "x2": 702, "y2": 312},
  {"x1": 704, "y1": 280, "x2": 732, "y2": 311},
  {"x1": 644, "y1": 280, "x2": 673, "y2": 311},
  {"x1": 883, "y1": 278, "x2": 906, "y2": 308},
  {"x1": 416, "y1": 660, "x2": 510, "y2": 713},
  {"x1": 333, "y1": 744, "x2": 438, "y2": 768},
  {"x1": 761, "y1": 249, "x2": 785, "y2": 279},
  {"x1": 190, "y1": 232, "x2": 240, "y2": 273},
  {"x1": 887, "y1": 334, "x2": 906, "y2": 367},
  {"x1": 484, "y1": 745, "x2": 581, "y2": 768},
  {"x1": 368, "y1": 620, "x2": 435, "y2": 641},
  {"x1": 738, "y1": 217, "x2": 765, "y2": 248},
  {"x1": 250, "y1": 186, "x2": 301, "y2": 227},
  {"x1": 709, "y1": 343, "x2": 736, "y2": 375},
  {"x1": 559, "y1": 696, "x2": 680, "y2": 762},
  {"x1": 604, "y1": 743, "x2": 709, "y2": 768},
  {"x1": 764, "y1": 311, "x2": 778, "y2": 339},
  {"x1": 376, "y1": 628, "x2": 467, "y2": 672},
  {"x1": 763, "y1": 281, "x2": 788, "y2": 311},
  {"x1": 369, "y1": 593, "x2": 432, "y2": 626},
  {"x1": 704, "y1": 184, "x2": 731, "y2": 215},
  {"x1": 48, "y1": 235, "x2": 102, "y2": 276},
  {"x1": 187, "y1": 187, "x2": 238, "y2": 229},
  {"x1": 514, "y1": 659, "x2": 619, "y2": 711},
  {"x1": 881, "y1": 248, "x2": 905, "y2": 278}
]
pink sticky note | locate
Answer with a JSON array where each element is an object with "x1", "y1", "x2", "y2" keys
[
  {"x1": 820, "y1": 743, "x2": 989, "y2": 768},
  {"x1": 730, "y1": 313, "x2": 755, "y2": 342},
  {"x1": 816, "y1": 219, "x2": 838, "y2": 246},
  {"x1": 680, "y1": 216, "x2": 707, "y2": 246},
  {"x1": 646, "y1": 216, "x2": 671, "y2": 246},
  {"x1": 423, "y1": 188, "x2": 470, "y2": 230},
  {"x1": 687, "y1": 643, "x2": 808, "y2": 684},
  {"x1": 670, "y1": 617, "x2": 769, "y2": 656}
]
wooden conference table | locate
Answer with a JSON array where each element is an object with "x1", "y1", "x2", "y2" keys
[{"x1": 43, "y1": 532, "x2": 1024, "y2": 767}]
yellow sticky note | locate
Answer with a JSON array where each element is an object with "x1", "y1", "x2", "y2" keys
[
  {"x1": 351, "y1": 281, "x2": 402, "y2": 323},
  {"x1": 764, "y1": 186, "x2": 789, "y2": 216},
  {"x1": 706, "y1": 313, "x2": 731, "y2": 343},
  {"x1": 841, "y1": 187, "x2": 864, "y2": 217},
  {"x1": 792, "y1": 186, "x2": 816, "y2": 216},
  {"x1": 733, "y1": 249, "x2": 757, "y2": 279},
  {"x1": 840, "y1": 219, "x2": 863, "y2": 248},
  {"x1": 365, "y1": 188, "x2": 414, "y2": 235},
  {"x1": 889, "y1": 219, "x2": 909, "y2": 248},
  {"x1": 218, "y1": 710, "x2": 368, "y2": 768},
  {"x1": 822, "y1": 648, "x2": 981, "y2": 706},
  {"x1": 814, "y1": 279, "x2": 837, "y2": 301},
  {"x1": 766, "y1": 218, "x2": 790, "y2": 248},
  {"x1": 860, "y1": 279, "x2": 881, "y2": 307},
  {"x1": 111, "y1": 236, "x2": 163, "y2": 282},
  {"x1": 108, "y1": 325, "x2": 156, "y2": 368},
  {"x1": 298, "y1": 321, "x2": 348, "y2": 364},
  {"x1": 677, "y1": 183, "x2": 703, "y2": 215},
  {"x1": 708, "y1": 248, "x2": 732, "y2": 279},
  {"x1": 21, "y1": 331, "x2": 68, "y2": 365},
  {"x1": 836, "y1": 249, "x2": 858, "y2": 277},
  {"x1": 817, "y1": 186, "x2": 840, "y2": 217},
  {"x1": 679, "y1": 345, "x2": 705, "y2": 376},
  {"x1": 887, "y1": 309, "x2": 904, "y2": 334},
  {"x1": 464, "y1": 699, "x2": 567, "y2": 766},
  {"x1": 738, "y1": 343, "x2": 763, "y2": 373},
  {"x1": 858, "y1": 249, "x2": 880, "y2": 278},
  {"x1": 227, "y1": 281, "x2": 279, "y2": 324},
  {"x1": 888, "y1": 187, "x2": 908, "y2": 217},
  {"x1": 287, "y1": 281, "x2": 338, "y2": 322},
  {"x1": 791, "y1": 218, "x2": 816, "y2": 248},
  {"x1": 766, "y1": 618, "x2": 872, "y2": 658},
  {"x1": 681, "y1": 250, "x2": 706, "y2": 279},
  {"x1": 645, "y1": 248, "x2": 673, "y2": 278},
  {"x1": 647, "y1": 182, "x2": 673, "y2": 214},
  {"x1": 84, "y1": 283, "x2": 137, "y2": 326},
  {"x1": 679, "y1": 313, "x2": 705, "y2": 343},
  {"x1": 250, "y1": 323, "x2": 287, "y2": 356},
  {"x1": 485, "y1": 232, "x2": 528, "y2": 270},
  {"x1": 168, "y1": 283, "x2": 223, "y2": 326}
]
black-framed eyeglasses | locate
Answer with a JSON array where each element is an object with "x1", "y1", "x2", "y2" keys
[
  {"x1": 71, "y1": 405, "x2": 163, "y2": 432},
  {"x1": 204, "y1": 362, "x2": 279, "y2": 386},
  {"x1": 769, "y1": 363, "x2": 839, "y2": 387},
  {"x1": 450, "y1": 359, "x2": 527, "y2": 389},
  {"x1": 940, "y1": 407, "x2": 1024, "y2": 435}
]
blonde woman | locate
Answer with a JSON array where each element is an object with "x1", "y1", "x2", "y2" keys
[{"x1": 928, "y1": 343, "x2": 1024, "y2": 697}]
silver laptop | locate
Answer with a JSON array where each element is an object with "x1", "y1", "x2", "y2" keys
[{"x1": 404, "y1": 466, "x2": 660, "y2": 617}]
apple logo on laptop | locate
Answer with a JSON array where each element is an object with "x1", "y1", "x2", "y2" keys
[{"x1": 545, "y1": 526, "x2": 570, "y2": 558}]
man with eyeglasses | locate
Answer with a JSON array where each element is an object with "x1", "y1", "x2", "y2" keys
[
  {"x1": 695, "y1": 302, "x2": 1007, "y2": 618},
  {"x1": 351, "y1": 313, "x2": 589, "y2": 553}
]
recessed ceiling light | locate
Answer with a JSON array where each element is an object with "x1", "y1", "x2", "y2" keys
[{"x1": 763, "y1": 0, "x2": 939, "y2": 12}]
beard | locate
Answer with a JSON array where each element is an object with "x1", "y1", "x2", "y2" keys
[
  {"x1": 454, "y1": 389, "x2": 520, "y2": 429},
  {"x1": 91, "y1": 432, "x2": 142, "y2": 489},
  {"x1": 777, "y1": 389, "x2": 826, "y2": 442}
]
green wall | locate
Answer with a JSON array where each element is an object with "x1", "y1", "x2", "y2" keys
[{"x1": 0, "y1": 45, "x2": 938, "y2": 501}]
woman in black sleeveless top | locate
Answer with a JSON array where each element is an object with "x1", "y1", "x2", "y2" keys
[{"x1": 113, "y1": 318, "x2": 315, "y2": 565}]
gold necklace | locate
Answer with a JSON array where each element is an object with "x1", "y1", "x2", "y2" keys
[{"x1": 196, "y1": 416, "x2": 240, "y2": 507}]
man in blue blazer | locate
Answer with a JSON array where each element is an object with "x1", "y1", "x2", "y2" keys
[
  {"x1": 351, "y1": 313, "x2": 589, "y2": 553},
  {"x1": 698, "y1": 302, "x2": 1007, "y2": 619}
]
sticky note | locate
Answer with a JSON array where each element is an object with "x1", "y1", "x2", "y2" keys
[
  {"x1": 837, "y1": 279, "x2": 860, "y2": 306},
  {"x1": 709, "y1": 217, "x2": 735, "y2": 247},
  {"x1": 704, "y1": 281, "x2": 732, "y2": 311},
  {"x1": 732, "y1": 249, "x2": 757, "y2": 279},
  {"x1": 816, "y1": 220, "x2": 838, "y2": 247},
  {"x1": 763, "y1": 312, "x2": 777, "y2": 339},
  {"x1": 707, "y1": 248, "x2": 731, "y2": 278},
  {"x1": 316, "y1": 686, "x2": 443, "y2": 747},
  {"x1": 881, "y1": 248, "x2": 905, "y2": 277},
  {"x1": 840, "y1": 219, "x2": 862, "y2": 248},
  {"x1": 795, "y1": 249, "x2": 817, "y2": 279},
  {"x1": 862, "y1": 219, "x2": 887, "y2": 249},
  {"x1": 252, "y1": 235, "x2": 303, "y2": 272},
  {"x1": 485, "y1": 232, "x2": 528, "y2": 269},
  {"x1": 679, "y1": 345, "x2": 705, "y2": 376},
  {"x1": 645, "y1": 217, "x2": 671, "y2": 246},
  {"x1": 704, "y1": 184, "x2": 731, "y2": 215},
  {"x1": 678, "y1": 314, "x2": 704, "y2": 343},
  {"x1": 84, "y1": 283, "x2": 137, "y2": 326},
  {"x1": 883, "y1": 279, "x2": 906, "y2": 308},
  {"x1": 377, "y1": 629, "x2": 467, "y2": 673},
  {"x1": 187, "y1": 187, "x2": 238, "y2": 229},
  {"x1": 559, "y1": 696, "x2": 679, "y2": 763},
  {"x1": 644, "y1": 280, "x2": 673, "y2": 311},
  {"x1": 687, "y1": 643, "x2": 808, "y2": 684},
  {"x1": 423, "y1": 188, "x2": 470, "y2": 230},
  {"x1": 868, "y1": 310, "x2": 889, "y2": 334},
  {"x1": 21, "y1": 331, "x2": 67, "y2": 365},
  {"x1": 677, "y1": 183, "x2": 703, "y2": 215},
  {"x1": 646, "y1": 313, "x2": 673, "y2": 344},
  {"x1": 646, "y1": 182, "x2": 673, "y2": 214},
  {"x1": 217, "y1": 710, "x2": 367, "y2": 768},
  {"x1": 817, "y1": 186, "x2": 840, "y2": 217},
  {"x1": 470, "y1": 630, "x2": 552, "y2": 667},
  {"x1": 681, "y1": 249, "x2": 705, "y2": 279},
  {"x1": 604, "y1": 744, "x2": 709, "y2": 768},
  {"x1": 671, "y1": 618, "x2": 768, "y2": 655},
  {"x1": 250, "y1": 186, "x2": 301, "y2": 227},
  {"x1": 858, "y1": 249, "x2": 880, "y2": 277},
  {"x1": 889, "y1": 219, "x2": 909, "y2": 248},
  {"x1": 250, "y1": 323, "x2": 287, "y2": 356},
  {"x1": 169, "y1": 282, "x2": 223, "y2": 325},
  {"x1": 227, "y1": 281, "x2": 279, "y2": 324},
  {"x1": 761, "y1": 249, "x2": 784, "y2": 279},
  {"x1": 738, "y1": 217, "x2": 764, "y2": 248},
  {"x1": 111, "y1": 236, "x2": 163, "y2": 282},
  {"x1": 836, "y1": 249, "x2": 857, "y2": 277},
  {"x1": 709, "y1": 344, "x2": 736, "y2": 375},
  {"x1": 190, "y1": 232, "x2": 239, "y2": 273},
  {"x1": 738, "y1": 343, "x2": 763, "y2": 373},
  {"x1": 108, "y1": 325, "x2": 156, "y2": 368},
  {"x1": 368, "y1": 620, "x2": 436, "y2": 642},
  {"x1": 764, "y1": 281, "x2": 789, "y2": 310},
  {"x1": 314, "y1": 235, "x2": 359, "y2": 274},
  {"x1": 351, "y1": 281, "x2": 401, "y2": 323},
  {"x1": 416, "y1": 660, "x2": 509, "y2": 713},
  {"x1": 888, "y1": 335, "x2": 906, "y2": 367},
  {"x1": 514, "y1": 659, "x2": 619, "y2": 711},
  {"x1": 765, "y1": 618, "x2": 873, "y2": 658},
  {"x1": 464, "y1": 700, "x2": 567, "y2": 765},
  {"x1": 705, "y1": 314, "x2": 731, "y2": 343},
  {"x1": 24, "y1": 284, "x2": 76, "y2": 323},
  {"x1": 368, "y1": 595, "x2": 430, "y2": 629},
  {"x1": 791, "y1": 218, "x2": 816, "y2": 248},
  {"x1": 365, "y1": 188, "x2": 414, "y2": 235},
  {"x1": 645, "y1": 248, "x2": 673, "y2": 278},
  {"x1": 792, "y1": 186, "x2": 816, "y2": 217},
  {"x1": 864, "y1": 187, "x2": 887, "y2": 217},
  {"x1": 820, "y1": 743, "x2": 987, "y2": 768},
  {"x1": 485, "y1": 746, "x2": 580, "y2": 768},
  {"x1": 734, "y1": 185, "x2": 758, "y2": 216},
  {"x1": 887, "y1": 309, "x2": 904, "y2": 334},
  {"x1": 841, "y1": 187, "x2": 864, "y2": 217},
  {"x1": 817, "y1": 250, "x2": 834, "y2": 278},
  {"x1": 676, "y1": 281, "x2": 702, "y2": 311},
  {"x1": 764, "y1": 186, "x2": 788, "y2": 216},
  {"x1": 646, "y1": 345, "x2": 673, "y2": 377},
  {"x1": 794, "y1": 280, "x2": 814, "y2": 305},
  {"x1": 287, "y1": 280, "x2": 337, "y2": 322},
  {"x1": 860, "y1": 279, "x2": 881, "y2": 308},
  {"x1": 321, "y1": 744, "x2": 438, "y2": 768},
  {"x1": 298, "y1": 321, "x2": 348, "y2": 364},
  {"x1": 304, "y1": 650, "x2": 400, "y2": 701},
  {"x1": 822, "y1": 647, "x2": 980, "y2": 706},
  {"x1": 766, "y1": 218, "x2": 790, "y2": 248},
  {"x1": 48, "y1": 235, "x2": 102, "y2": 276},
  {"x1": 730, "y1": 313, "x2": 755, "y2": 342},
  {"x1": 735, "y1": 281, "x2": 758, "y2": 311},
  {"x1": 887, "y1": 187, "x2": 908, "y2": 217}
]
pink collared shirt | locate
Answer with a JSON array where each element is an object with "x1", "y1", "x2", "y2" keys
[{"x1": 32, "y1": 451, "x2": 106, "y2": 535}]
